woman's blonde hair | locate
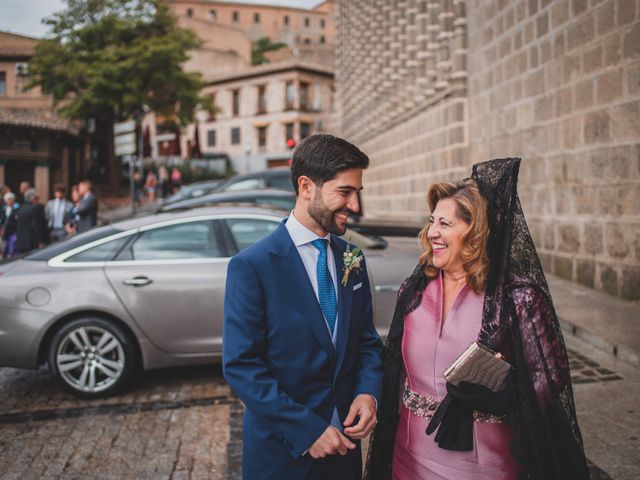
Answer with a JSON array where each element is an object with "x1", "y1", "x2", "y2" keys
[{"x1": 418, "y1": 178, "x2": 490, "y2": 293}]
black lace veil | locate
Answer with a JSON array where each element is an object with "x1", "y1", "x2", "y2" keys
[{"x1": 365, "y1": 158, "x2": 589, "y2": 479}]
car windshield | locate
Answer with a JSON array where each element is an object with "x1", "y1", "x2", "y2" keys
[{"x1": 24, "y1": 225, "x2": 124, "y2": 261}]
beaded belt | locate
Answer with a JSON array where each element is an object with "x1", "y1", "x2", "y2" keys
[{"x1": 402, "y1": 381, "x2": 506, "y2": 424}]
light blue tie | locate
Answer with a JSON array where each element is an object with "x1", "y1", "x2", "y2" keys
[{"x1": 311, "y1": 239, "x2": 337, "y2": 335}]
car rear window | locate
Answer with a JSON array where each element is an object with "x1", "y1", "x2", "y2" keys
[{"x1": 25, "y1": 226, "x2": 123, "y2": 261}]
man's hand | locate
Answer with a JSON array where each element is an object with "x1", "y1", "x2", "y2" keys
[
  {"x1": 308, "y1": 426, "x2": 356, "y2": 458},
  {"x1": 343, "y1": 394, "x2": 377, "y2": 439}
]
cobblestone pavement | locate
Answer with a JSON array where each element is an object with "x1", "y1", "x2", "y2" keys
[
  {"x1": 0, "y1": 365, "x2": 241, "y2": 480},
  {"x1": 0, "y1": 346, "x2": 628, "y2": 479}
]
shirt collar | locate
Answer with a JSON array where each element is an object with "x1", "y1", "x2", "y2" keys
[{"x1": 286, "y1": 210, "x2": 331, "y2": 248}]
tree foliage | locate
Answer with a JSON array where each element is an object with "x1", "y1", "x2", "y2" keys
[
  {"x1": 29, "y1": 0, "x2": 211, "y2": 125},
  {"x1": 251, "y1": 37, "x2": 288, "y2": 65}
]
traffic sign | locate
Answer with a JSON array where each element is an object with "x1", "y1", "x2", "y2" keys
[{"x1": 114, "y1": 120, "x2": 135, "y2": 135}]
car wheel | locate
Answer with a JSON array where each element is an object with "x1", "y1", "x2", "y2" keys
[{"x1": 48, "y1": 317, "x2": 137, "y2": 399}]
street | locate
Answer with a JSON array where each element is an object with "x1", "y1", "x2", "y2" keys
[{"x1": 0, "y1": 332, "x2": 637, "y2": 479}]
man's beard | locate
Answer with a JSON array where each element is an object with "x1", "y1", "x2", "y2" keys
[{"x1": 308, "y1": 189, "x2": 351, "y2": 236}]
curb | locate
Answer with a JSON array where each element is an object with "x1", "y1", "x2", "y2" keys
[{"x1": 559, "y1": 316, "x2": 640, "y2": 368}]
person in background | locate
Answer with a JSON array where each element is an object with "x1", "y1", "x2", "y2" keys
[
  {"x1": 65, "y1": 185, "x2": 81, "y2": 236},
  {"x1": 170, "y1": 166, "x2": 182, "y2": 192},
  {"x1": 145, "y1": 169, "x2": 158, "y2": 203},
  {"x1": 19, "y1": 181, "x2": 31, "y2": 203},
  {"x1": 75, "y1": 180, "x2": 98, "y2": 233},
  {"x1": 133, "y1": 171, "x2": 144, "y2": 206},
  {"x1": 15, "y1": 188, "x2": 48, "y2": 254},
  {"x1": 46, "y1": 184, "x2": 74, "y2": 242},
  {"x1": 158, "y1": 165, "x2": 170, "y2": 199},
  {"x1": 1, "y1": 192, "x2": 20, "y2": 258}
]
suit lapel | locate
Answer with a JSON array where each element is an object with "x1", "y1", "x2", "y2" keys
[
  {"x1": 331, "y1": 236, "x2": 353, "y2": 377},
  {"x1": 270, "y1": 221, "x2": 335, "y2": 359}
]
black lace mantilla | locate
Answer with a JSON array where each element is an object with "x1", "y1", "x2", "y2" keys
[{"x1": 365, "y1": 158, "x2": 589, "y2": 480}]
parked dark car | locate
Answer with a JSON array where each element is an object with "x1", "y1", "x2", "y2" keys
[
  {"x1": 158, "y1": 189, "x2": 296, "y2": 213},
  {"x1": 161, "y1": 179, "x2": 223, "y2": 206},
  {"x1": 214, "y1": 167, "x2": 293, "y2": 192}
]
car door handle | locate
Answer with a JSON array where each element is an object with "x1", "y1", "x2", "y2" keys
[{"x1": 123, "y1": 276, "x2": 153, "y2": 287}]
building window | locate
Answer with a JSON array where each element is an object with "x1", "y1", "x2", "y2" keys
[
  {"x1": 285, "y1": 123, "x2": 294, "y2": 144},
  {"x1": 0, "y1": 72, "x2": 6, "y2": 96},
  {"x1": 285, "y1": 81, "x2": 295, "y2": 110},
  {"x1": 300, "y1": 82, "x2": 310, "y2": 111},
  {"x1": 257, "y1": 85, "x2": 267, "y2": 114},
  {"x1": 257, "y1": 126, "x2": 267, "y2": 147},
  {"x1": 186, "y1": 8, "x2": 193, "y2": 17},
  {"x1": 231, "y1": 127, "x2": 241, "y2": 145},
  {"x1": 304, "y1": 38, "x2": 311, "y2": 45},
  {"x1": 232, "y1": 89, "x2": 240, "y2": 116},
  {"x1": 320, "y1": 35, "x2": 325, "y2": 44},
  {"x1": 304, "y1": 17, "x2": 310, "y2": 27},
  {"x1": 254, "y1": 12, "x2": 260, "y2": 23},
  {"x1": 300, "y1": 122, "x2": 311, "y2": 139},
  {"x1": 207, "y1": 129, "x2": 216, "y2": 146},
  {"x1": 283, "y1": 15, "x2": 289, "y2": 26},
  {"x1": 320, "y1": 19, "x2": 325, "y2": 29},
  {"x1": 209, "y1": 9, "x2": 217, "y2": 20},
  {"x1": 232, "y1": 11, "x2": 239, "y2": 22}
]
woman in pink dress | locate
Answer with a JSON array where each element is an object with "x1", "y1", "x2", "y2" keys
[{"x1": 365, "y1": 158, "x2": 589, "y2": 480}]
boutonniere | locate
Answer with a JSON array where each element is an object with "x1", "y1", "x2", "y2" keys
[{"x1": 341, "y1": 240, "x2": 363, "y2": 286}]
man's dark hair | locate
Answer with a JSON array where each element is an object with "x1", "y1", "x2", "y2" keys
[
  {"x1": 54, "y1": 183, "x2": 66, "y2": 194},
  {"x1": 290, "y1": 134, "x2": 369, "y2": 195}
]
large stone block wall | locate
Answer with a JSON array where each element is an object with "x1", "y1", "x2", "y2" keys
[
  {"x1": 361, "y1": 96, "x2": 469, "y2": 221},
  {"x1": 466, "y1": 0, "x2": 640, "y2": 299},
  {"x1": 336, "y1": 0, "x2": 640, "y2": 299},
  {"x1": 336, "y1": 0, "x2": 470, "y2": 221}
]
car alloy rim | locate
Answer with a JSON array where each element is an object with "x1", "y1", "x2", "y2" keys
[{"x1": 56, "y1": 326, "x2": 125, "y2": 393}]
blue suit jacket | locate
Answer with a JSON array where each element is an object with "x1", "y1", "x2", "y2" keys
[{"x1": 223, "y1": 220, "x2": 383, "y2": 479}]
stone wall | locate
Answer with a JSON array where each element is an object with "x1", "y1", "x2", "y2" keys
[
  {"x1": 336, "y1": 0, "x2": 469, "y2": 221},
  {"x1": 336, "y1": 0, "x2": 640, "y2": 299},
  {"x1": 466, "y1": 0, "x2": 640, "y2": 298}
]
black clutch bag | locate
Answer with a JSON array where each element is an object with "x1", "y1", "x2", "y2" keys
[{"x1": 443, "y1": 341, "x2": 511, "y2": 392}]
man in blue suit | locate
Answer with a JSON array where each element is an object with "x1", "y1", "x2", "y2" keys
[{"x1": 223, "y1": 134, "x2": 383, "y2": 479}]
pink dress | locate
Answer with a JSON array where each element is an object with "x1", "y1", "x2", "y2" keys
[{"x1": 392, "y1": 274, "x2": 520, "y2": 479}]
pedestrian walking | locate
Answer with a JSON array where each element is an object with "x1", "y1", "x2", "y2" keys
[
  {"x1": 1, "y1": 192, "x2": 20, "y2": 258},
  {"x1": 15, "y1": 188, "x2": 48, "y2": 255},
  {"x1": 46, "y1": 184, "x2": 73, "y2": 242}
]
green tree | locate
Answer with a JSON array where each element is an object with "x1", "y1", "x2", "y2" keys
[
  {"x1": 252, "y1": 37, "x2": 288, "y2": 65},
  {"x1": 29, "y1": 0, "x2": 212, "y2": 191}
]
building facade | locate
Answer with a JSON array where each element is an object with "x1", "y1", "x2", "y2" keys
[
  {"x1": 195, "y1": 60, "x2": 334, "y2": 173},
  {"x1": 168, "y1": 0, "x2": 335, "y2": 47},
  {"x1": 336, "y1": 0, "x2": 640, "y2": 299},
  {"x1": 0, "y1": 32, "x2": 87, "y2": 201}
]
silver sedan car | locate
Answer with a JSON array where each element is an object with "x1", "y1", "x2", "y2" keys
[{"x1": 0, "y1": 207, "x2": 420, "y2": 398}]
